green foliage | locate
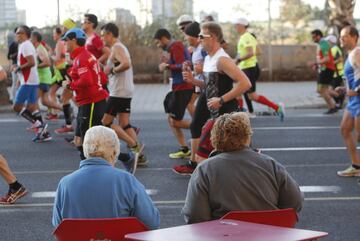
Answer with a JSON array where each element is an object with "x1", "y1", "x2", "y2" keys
[{"x1": 280, "y1": 0, "x2": 312, "y2": 28}]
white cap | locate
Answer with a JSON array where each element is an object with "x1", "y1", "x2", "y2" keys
[
  {"x1": 176, "y1": 14, "x2": 193, "y2": 26},
  {"x1": 232, "y1": 18, "x2": 249, "y2": 26},
  {"x1": 325, "y1": 35, "x2": 337, "y2": 44}
]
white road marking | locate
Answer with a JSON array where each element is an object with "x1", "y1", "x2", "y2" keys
[
  {"x1": 300, "y1": 186, "x2": 341, "y2": 193},
  {"x1": 261, "y1": 147, "x2": 359, "y2": 152},
  {"x1": 2, "y1": 196, "x2": 360, "y2": 209},
  {"x1": 253, "y1": 126, "x2": 338, "y2": 130},
  {"x1": 146, "y1": 189, "x2": 158, "y2": 195},
  {"x1": 0, "y1": 118, "x2": 22, "y2": 123},
  {"x1": 31, "y1": 192, "x2": 56, "y2": 198}
]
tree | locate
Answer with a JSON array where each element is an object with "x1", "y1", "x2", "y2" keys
[
  {"x1": 327, "y1": 0, "x2": 356, "y2": 35},
  {"x1": 280, "y1": 0, "x2": 312, "y2": 28}
]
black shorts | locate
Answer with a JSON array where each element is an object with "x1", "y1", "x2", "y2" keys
[
  {"x1": 331, "y1": 75, "x2": 344, "y2": 89},
  {"x1": 243, "y1": 65, "x2": 260, "y2": 93},
  {"x1": 105, "y1": 97, "x2": 132, "y2": 116},
  {"x1": 163, "y1": 89, "x2": 193, "y2": 120},
  {"x1": 190, "y1": 93, "x2": 210, "y2": 138},
  {"x1": 318, "y1": 68, "x2": 334, "y2": 85},
  {"x1": 75, "y1": 99, "x2": 106, "y2": 140}
]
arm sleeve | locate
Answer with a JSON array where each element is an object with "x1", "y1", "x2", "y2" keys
[
  {"x1": 168, "y1": 44, "x2": 185, "y2": 71},
  {"x1": 275, "y1": 163, "x2": 304, "y2": 212},
  {"x1": 22, "y1": 43, "x2": 34, "y2": 58},
  {"x1": 182, "y1": 167, "x2": 212, "y2": 224},
  {"x1": 69, "y1": 62, "x2": 94, "y2": 90},
  {"x1": 132, "y1": 179, "x2": 160, "y2": 230},
  {"x1": 52, "y1": 182, "x2": 63, "y2": 227}
]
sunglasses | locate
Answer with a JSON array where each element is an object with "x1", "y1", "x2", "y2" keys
[{"x1": 198, "y1": 33, "x2": 212, "y2": 39}]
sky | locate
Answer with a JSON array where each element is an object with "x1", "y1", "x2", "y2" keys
[{"x1": 15, "y1": 0, "x2": 360, "y2": 28}]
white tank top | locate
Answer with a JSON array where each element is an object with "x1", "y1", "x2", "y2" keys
[
  {"x1": 108, "y1": 42, "x2": 134, "y2": 98},
  {"x1": 203, "y1": 48, "x2": 229, "y2": 73}
]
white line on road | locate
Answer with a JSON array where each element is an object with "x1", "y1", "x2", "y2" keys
[
  {"x1": 2, "y1": 196, "x2": 360, "y2": 209},
  {"x1": 261, "y1": 147, "x2": 360, "y2": 152},
  {"x1": 0, "y1": 118, "x2": 22, "y2": 123},
  {"x1": 253, "y1": 126, "x2": 338, "y2": 130},
  {"x1": 300, "y1": 186, "x2": 341, "y2": 193}
]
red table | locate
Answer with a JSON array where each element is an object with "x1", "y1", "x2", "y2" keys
[{"x1": 125, "y1": 219, "x2": 328, "y2": 241}]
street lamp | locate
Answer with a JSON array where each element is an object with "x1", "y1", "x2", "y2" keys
[
  {"x1": 57, "y1": 0, "x2": 60, "y2": 25},
  {"x1": 268, "y1": 0, "x2": 273, "y2": 81}
]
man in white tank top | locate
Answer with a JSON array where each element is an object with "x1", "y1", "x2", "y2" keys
[
  {"x1": 173, "y1": 22, "x2": 252, "y2": 175},
  {"x1": 100, "y1": 23, "x2": 145, "y2": 173}
]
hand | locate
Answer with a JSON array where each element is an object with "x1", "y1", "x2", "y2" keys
[
  {"x1": 62, "y1": 75, "x2": 71, "y2": 88},
  {"x1": 347, "y1": 89, "x2": 358, "y2": 97},
  {"x1": 207, "y1": 97, "x2": 222, "y2": 110},
  {"x1": 104, "y1": 65, "x2": 111, "y2": 75},
  {"x1": 194, "y1": 62, "x2": 203, "y2": 75},
  {"x1": 335, "y1": 86, "x2": 346, "y2": 95},
  {"x1": 182, "y1": 70, "x2": 194, "y2": 84},
  {"x1": 159, "y1": 63, "x2": 168, "y2": 72}
]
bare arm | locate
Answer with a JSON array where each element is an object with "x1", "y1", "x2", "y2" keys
[
  {"x1": 98, "y1": 46, "x2": 111, "y2": 65},
  {"x1": 208, "y1": 57, "x2": 252, "y2": 110},
  {"x1": 112, "y1": 45, "x2": 131, "y2": 73},
  {"x1": 37, "y1": 48, "x2": 51, "y2": 68}
]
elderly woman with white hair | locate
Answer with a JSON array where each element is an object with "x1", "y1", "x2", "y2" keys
[
  {"x1": 52, "y1": 126, "x2": 160, "y2": 229},
  {"x1": 182, "y1": 112, "x2": 303, "y2": 224}
]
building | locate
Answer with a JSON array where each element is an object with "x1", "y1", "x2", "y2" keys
[
  {"x1": 108, "y1": 8, "x2": 137, "y2": 25},
  {"x1": 151, "y1": 0, "x2": 193, "y2": 21},
  {"x1": 0, "y1": 0, "x2": 17, "y2": 28}
]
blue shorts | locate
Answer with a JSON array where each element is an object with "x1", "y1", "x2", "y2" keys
[
  {"x1": 14, "y1": 85, "x2": 39, "y2": 105},
  {"x1": 39, "y1": 83, "x2": 50, "y2": 93},
  {"x1": 346, "y1": 104, "x2": 360, "y2": 117}
]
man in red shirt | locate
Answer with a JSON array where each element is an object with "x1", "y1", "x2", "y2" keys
[
  {"x1": 82, "y1": 13, "x2": 110, "y2": 66},
  {"x1": 62, "y1": 28, "x2": 109, "y2": 159}
]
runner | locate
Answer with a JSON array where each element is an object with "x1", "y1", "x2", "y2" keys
[
  {"x1": 172, "y1": 22, "x2": 252, "y2": 175},
  {"x1": 12, "y1": 25, "x2": 51, "y2": 142},
  {"x1": 61, "y1": 28, "x2": 108, "y2": 160},
  {"x1": 233, "y1": 18, "x2": 285, "y2": 120},
  {"x1": 100, "y1": 22, "x2": 145, "y2": 172},
  {"x1": 82, "y1": 13, "x2": 110, "y2": 65},
  {"x1": 154, "y1": 28, "x2": 193, "y2": 159},
  {"x1": 336, "y1": 26, "x2": 360, "y2": 177},
  {"x1": 7, "y1": 28, "x2": 18, "y2": 104},
  {"x1": 0, "y1": 155, "x2": 27, "y2": 205},
  {"x1": 30, "y1": 31, "x2": 62, "y2": 112},
  {"x1": 51, "y1": 19, "x2": 77, "y2": 135},
  {"x1": 310, "y1": 29, "x2": 338, "y2": 114}
]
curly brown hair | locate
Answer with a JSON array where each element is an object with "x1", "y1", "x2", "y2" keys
[{"x1": 210, "y1": 112, "x2": 253, "y2": 152}]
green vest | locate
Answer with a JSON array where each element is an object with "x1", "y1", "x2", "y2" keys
[{"x1": 37, "y1": 44, "x2": 53, "y2": 85}]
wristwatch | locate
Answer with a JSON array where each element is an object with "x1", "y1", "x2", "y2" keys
[
  {"x1": 354, "y1": 86, "x2": 360, "y2": 94},
  {"x1": 219, "y1": 97, "x2": 225, "y2": 106}
]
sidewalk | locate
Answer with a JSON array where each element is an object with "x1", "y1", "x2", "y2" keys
[
  {"x1": 0, "y1": 81, "x2": 326, "y2": 114},
  {"x1": 131, "y1": 81, "x2": 325, "y2": 113}
]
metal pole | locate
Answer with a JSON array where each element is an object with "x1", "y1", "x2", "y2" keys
[
  {"x1": 162, "y1": 0, "x2": 165, "y2": 27},
  {"x1": 268, "y1": 0, "x2": 273, "y2": 81},
  {"x1": 57, "y1": 0, "x2": 60, "y2": 25}
]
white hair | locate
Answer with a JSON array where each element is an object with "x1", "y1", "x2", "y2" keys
[{"x1": 83, "y1": 126, "x2": 120, "y2": 163}]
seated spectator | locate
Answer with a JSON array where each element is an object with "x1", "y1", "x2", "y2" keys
[
  {"x1": 52, "y1": 126, "x2": 160, "y2": 229},
  {"x1": 182, "y1": 112, "x2": 303, "y2": 224}
]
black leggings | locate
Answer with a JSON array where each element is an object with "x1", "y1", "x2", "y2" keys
[{"x1": 190, "y1": 93, "x2": 210, "y2": 138}]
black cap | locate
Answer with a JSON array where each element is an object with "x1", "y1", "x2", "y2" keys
[{"x1": 184, "y1": 22, "x2": 200, "y2": 38}]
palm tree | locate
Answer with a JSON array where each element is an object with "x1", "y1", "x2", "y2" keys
[{"x1": 327, "y1": 0, "x2": 356, "y2": 35}]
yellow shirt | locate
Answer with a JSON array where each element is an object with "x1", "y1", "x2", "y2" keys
[
  {"x1": 237, "y1": 32, "x2": 257, "y2": 69},
  {"x1": 331, "y1": 45, "x2": 344, "y2": 77}
]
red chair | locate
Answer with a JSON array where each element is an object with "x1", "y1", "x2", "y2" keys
[
  {"x1": 53, "y1": 217, "x2": 149, "y2": 241},
  {"x1": 221, "y1": 208, "x2": 298, "y2": 228}
]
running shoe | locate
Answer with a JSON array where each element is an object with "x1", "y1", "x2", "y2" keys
[
  {"x1": 337, "y1": 166, "x2": 360, "y2": 177},
  {"x1": 324, "y1": 108, "x2": 338, "y2": 115},
  {"x1": 276, "y1": 102, "x2": 285, "y2": 122},
  {"x1": 172, "y1": 163, "x2": 195, "y2": 175},
  {"x1": 32, "y1": 131, "x2": 52, "y2": 143},
  {"x1": 169, "y1": 149, "x2": 191, "y2": 159},
  {"x1": 55, "y1": 125, "x2": 74, "y2": 135},
  {"x1": 0, "y1": 186, "x2": 28, "y2": 204},
  {"x1": 123, "y1": 151, "x2": 139, "y2": 174},
  {"x1": 45, "y1": 113, "x2": 59, "y2": 121},
  {"x1": 137, "y1": 154, "x2": 148, "y2": 166}
]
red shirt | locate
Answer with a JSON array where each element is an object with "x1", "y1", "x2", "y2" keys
[
  {"x1": 85, "y1": 33, "x2": 104, "y2": 60},
  {"x1": 68, "y1": 47, "x2": 108, "y2": 105}
]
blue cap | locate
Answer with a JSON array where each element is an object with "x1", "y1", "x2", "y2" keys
[{"x1": 62, "y1": 28, "x2": 86, "y2": 40}]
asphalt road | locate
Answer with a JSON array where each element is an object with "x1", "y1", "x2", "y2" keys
[{"x1": 0, "y1": 109, "x2": 359, "y2": 241}]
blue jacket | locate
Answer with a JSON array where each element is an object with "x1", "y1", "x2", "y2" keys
[{"x1": 52, "y1": 158, "x2": 160, "y2": 229}]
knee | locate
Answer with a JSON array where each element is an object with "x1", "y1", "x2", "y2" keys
[
  {"x1": 13, "y1": 105, "x2": 21, "y2": 113},
  {"x1": 340, "y1": 125, "x2": 352, "y2": 137}
]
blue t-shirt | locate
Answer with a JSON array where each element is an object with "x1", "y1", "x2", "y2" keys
[{"x1": 52, "y1": 158, "x2": 160, "y2": 229}]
